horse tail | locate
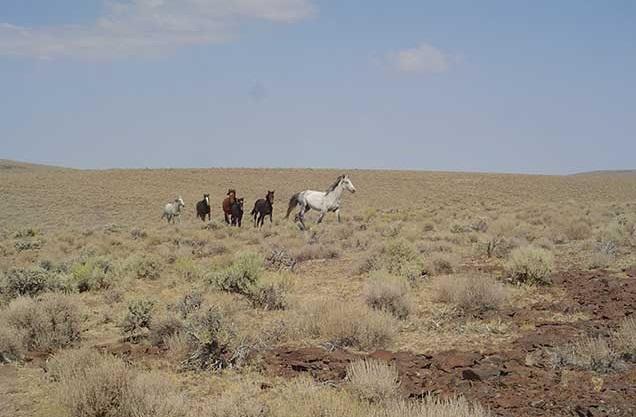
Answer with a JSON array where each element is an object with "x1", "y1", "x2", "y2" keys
[{"x1": 285, "y1": 193, "x2": 300, "y2": 219}]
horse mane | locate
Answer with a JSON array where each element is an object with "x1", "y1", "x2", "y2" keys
[{"x1": 325, "y1": 175, "x2": 344, "y2": 193}]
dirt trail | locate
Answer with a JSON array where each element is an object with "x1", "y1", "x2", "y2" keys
[{"x1": 263, "y1": 271, "x2": 636, "y2": 417}]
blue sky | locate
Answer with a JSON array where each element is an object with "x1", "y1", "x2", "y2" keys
[{"x1": 1, "y1": 1, "x2": 634, "y2": 174}]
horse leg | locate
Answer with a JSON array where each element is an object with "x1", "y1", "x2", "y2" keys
[
  {"x1": 335, "y1": 208, "x2": 341, "y2": 223},
  {"x1": 316, "y1": 211, "x2": 326, "y2": 224}
]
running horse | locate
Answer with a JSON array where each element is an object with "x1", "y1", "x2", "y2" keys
[
  {"x1": 222, "y1": 189, "x2": 236, "y2": 224},
  {"x1": 285, "y1": 174, "x2": 356, "y2": 230}
]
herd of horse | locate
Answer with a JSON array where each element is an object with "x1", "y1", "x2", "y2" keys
[{"x1": 161, "y1": 174, "x2": 357, "y2": 230}]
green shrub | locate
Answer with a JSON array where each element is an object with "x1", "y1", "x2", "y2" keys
[
  {"x1": 3, "y1": 294, "x2": 82, "y2": 351},
  {"x1": 505, "y1": 245, "x2": 554, "y2": 285},
  {"x1": 70, "y1": 256, "x2": 114, "y2": 292},
  {"x1": 362, "y1": 240, "x2": 426, "y2": 284},
  {"x1": 121, "y1": 298, "x2": 155, "y2": 339},
  {"x1": 209, "y1": 253, "x2": 263, "y2": 295}
]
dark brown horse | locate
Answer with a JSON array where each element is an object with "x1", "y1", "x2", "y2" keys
[
  {"x1": 251, "y1": 190, "x2": 274, "y2": 228},
  {"x1": 222, "y1": 189, "x2": 236, "y2": 224},
  {"x1": 231, "y1": 198, "x2": 244, "y2": 227}
]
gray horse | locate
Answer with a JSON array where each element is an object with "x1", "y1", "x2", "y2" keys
[{"x1": 162, "y1": 196, "x2": 185, "y2": 224}]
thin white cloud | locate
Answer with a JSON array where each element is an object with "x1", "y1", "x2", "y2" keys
[
  {"x1": 389, "y1": 42, "x2": 450, "y2": 74},
  {"x1": 0, "y1": 0, "x2": 315, "y2": 59}
]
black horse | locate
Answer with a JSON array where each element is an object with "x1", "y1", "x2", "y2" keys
[
  {"x1": 195, "y1": 194, "x2": 211, "y2": 222},
  {"x1": 230, "y1": 198, "x2": 244, "y2": 227},
  {"x1": 251, "y1": 190, "x2": 274, "y2": 228}
]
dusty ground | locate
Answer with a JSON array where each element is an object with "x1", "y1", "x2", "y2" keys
[{"x1": 1, "y1": 159, "x2": 635, "y2": 417}]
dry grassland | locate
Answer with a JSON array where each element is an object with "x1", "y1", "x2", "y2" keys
[{"x1": 1, "y1": 160, "x2": 636, "y2": 417}]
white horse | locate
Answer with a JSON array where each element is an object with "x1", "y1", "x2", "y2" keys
[
  {"x1": 285, "y1": 174, "x2": 356, "y2": 229},
  {"x1": 162, "y1": 196, "x2": 185, "y2": 224}
]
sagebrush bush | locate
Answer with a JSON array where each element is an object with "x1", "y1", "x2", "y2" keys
[
  {"x1": 429, "y1": 254, "x2": 457, "y2": 275},
  {"x1": 180, "y1": 306, "x2": 234, "y2": 371},
  {"x1": 563, "y1": 219, "x2": 592, "y2": 241},
  {"x1": 364, "y1": 271, "x2": 412, "y2": 319},
  {"x1": 0, "y1": 324, "x2": 25, "y2": 363},
  {"x1": 346, "y1": 359, "x2": 399, "y2": 402},
  {"x1": 434, "y1": 274, "x2": 508, "y2": 313},
  {"x1": 3, "y1": 294, "x2": 82, "y2": 351},
  {"x1": 505, "y1": 245, "x2": 554, "y2": 285},
  {"x1": 149, "y1": 314, "x2": 185, "y2": 347},
  {"x1": 297, "y1": 299, "x2": 397, "y2": 350},
  {"x1": 210, "y1": 252, "x2": 263, "y2": 295},
  {"x1": 249, "y1": 282, "x2": 288, "y2": 310},
  {"x1": 70, "y1": 256, "x2": 114, "y2": 292},
  {"x1": 0, "y1": 267, "x2": 65, "y2": 299},
  {"x1": 121, "y1": 298, "x2": 155, "y2": 339},
  {"x1": 132, "y1": 255, "x2": 162, "y2": 280},
  {"x1": 174, "y1": 290, "x2": 203, "y2": 318},
  {"x1": 48, "y1": 348, "x2": 190, "y2": 417},
  {"x1": 362, "y1": 240, "x2": 426, "y2": 284}
]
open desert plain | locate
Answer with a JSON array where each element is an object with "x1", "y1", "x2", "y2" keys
[{"x1": 1, "y1": 159, "x2": 635, "y2": 417}]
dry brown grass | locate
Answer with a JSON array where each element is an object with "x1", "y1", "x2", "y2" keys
[
  {"x1": 433, "y1": 274, "x2": 508, "y2": 313},
  {"x1": 346, "y1": 359, "x2": 400, "y2": 402},
  {"x1": 505, "y1": 245, "x2": 554, "y2": 285},
  {"x1": 47, "y1": 348, "x2": 190, "y2": 417},
  {"x1": 364, "y1": 271, "x2": 413, "y2": 319},
  {"x1": 295, "y1": 299, "x2": 398, "y2": 350},
  {"x1": 2, "y1": 164, "x2": 636, "y2": 416}
]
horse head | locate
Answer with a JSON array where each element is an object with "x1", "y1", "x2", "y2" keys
[
  {"x1": 176, "y1": 196, "x2": 185, "y2": 208},
  {"x1": 267, "y1": 190, "x2": 275, "y2": 204},
  {"x1": 341, "y1": 175, "x2": 356, "y2": 193}
]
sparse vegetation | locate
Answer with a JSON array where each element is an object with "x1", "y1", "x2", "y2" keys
[
  {"x1": 47, "y1": 348, "x2": 190, "y2": 417},
  {"x1": 364, "y1": 271, "x2": 413, "y2": 319},
  {"x1": 0, "y1": 267, "x2": 65, "y2": 299},
  {"x1": 434, "y1": 274, "x2": 508, "y2": 313},
  {"x1": 505, "y1": 245, "x2": 554, "y2": 285},
  {"x1": 3, "y1": 164, "x2": 636, "y2": 416},
  {"x1": 2, "y1": 294, "x2": 82, "y2": 352},
  {"x1": 346, "y1": 359, "x2": 400, "y2": 402},
  {"x1": 296, "y1": 299, "x2": 397, "y2": 350},
  {"x1": 121, "y1": 298, "x2": 155, "y2": 339},
  {"x1": 209, "y1": 252, "x2": 263, "y2": 295}
]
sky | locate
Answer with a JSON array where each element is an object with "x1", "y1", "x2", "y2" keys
[{"x1": 0, "y1": 1, "x2": 634, "y2": 174}]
